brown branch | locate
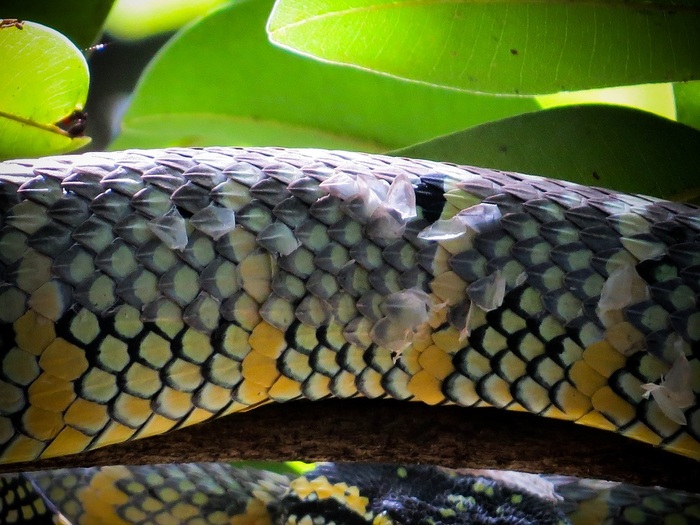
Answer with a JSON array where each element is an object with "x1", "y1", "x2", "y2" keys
[{"x1": 3, "y1": 400, "x2": 697, "y2": 492}]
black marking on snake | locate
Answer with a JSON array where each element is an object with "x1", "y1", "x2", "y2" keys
[{"x1": 414, "y1": 175, "x2": 446, "y2": 224}]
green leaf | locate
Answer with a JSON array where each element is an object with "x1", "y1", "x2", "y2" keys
[
  {"x1": 395, "y1": 105, "x2": 700, "y2": 201},
  {"x1": 674, "y1": 81, "x2": 700, "y2": 131},
  {"x1": 0, "y1": 20, "x2": 90, "y2": 161},
  {"x1": 111, "y1": 0, "x2": 538, "y2": 151},
  {"x1": 0, "y1": 0, "x2": 115, "y2": 48},
  {"x1": 267, "y1": 0, "x2": 700, "y2": 94},
  {"x1": 105, "y1": 0, "x2": 230, "y2": 41}
]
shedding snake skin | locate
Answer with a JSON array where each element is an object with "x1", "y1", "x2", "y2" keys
[{"x1": 0, "y1": 146, "x2": 698, "y2": 470}]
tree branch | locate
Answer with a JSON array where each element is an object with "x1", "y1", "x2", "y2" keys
[{"x1": 3, "y1": 400, "x2": 696, "y2": 492}]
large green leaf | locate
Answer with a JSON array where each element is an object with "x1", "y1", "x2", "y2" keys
[
  {"x1": 267, "y1": 0, "x2": 700, "y2": 94},
  {"x1": 395, "y1": 105, "x2": 700, "y2": 201},
  {"x1": 0, "y1": 20, "x2": 90, "y2": 160},
  {"x1": 675, "y1": 81, "x2": 700, "y2": 131},
  {"x1": 0, "y1": 0, "x2": 115, "y2": 47},
  {"x1": 105, "y1": 0, "x2": 229, "y2": 40},
  {"x1": 111, "y1": 0, "x2": 538, "y2": 151}
]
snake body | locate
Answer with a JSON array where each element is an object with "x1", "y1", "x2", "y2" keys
[
  {"x1": 3, "y1": 462, "x2": 700, "y2": 524},
  {"x1": 0, "y1": 146, "x2": 698, "y2": 466}
]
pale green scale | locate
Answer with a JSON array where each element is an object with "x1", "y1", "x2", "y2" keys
[
  {"x1": 220, "y1": 325, "x2": 252, "y2": 361},
  {"x1": 621, "y1": 236, "x2": 667, "y2": 262},
  {"x1": 260, "y1": 294, "x2": 296, "y2": 330},
  {"x1": 481, "y1": 328, "x2": 509, "y2": 357},
  {"x1": 5, "y1": 199, "x2": 50, "y2": 234},
  {"x1": 689, "y1": 312, "x2": 700, "y2": 341},
  {"x1": 557, "y1": 338, "x2": 585, "y2": 367},
  {"x1": 538, "y1": 315, "x2": 567, "y2": 340},
  {"x1": 499, "y1": 259, "x2": 526, "y2": 286},
  {"x1": 534, "y1": 357, "x2": 565, "y2": 387},
  {"x1": 316, "y1": 244, "x2": 349, "y2": 274},
  {"x1": 210, "y1": 179, "x2": 252, "y2": 211},
  {"x1": 53, "y1": 246, "x2": 95, "y2": 284},
  {"x1": 165, "y1": 359, "x2": 204, "y2": 392},
  {"x1": 0, "y1": 380, "x2": 24, "y2": 414},
  {"x1": 667, "y1": 284, "x2": 696, "y2": 311},
  {"x1": 307, "y1": 270, "x2": 339, "y2": 300},
  {"x1": 15, "y1": 249, "x2": 52, "y2": 292},
  {"x1": 272, "y1": 271, "x2": 306, "y2": 301},
  {"x1": 85, "y1": 274, "x2": 117, "y2": 312},
  {"x1": 0, "y1": 228, "x2": 28, "y2": 264},
  {"x1": 497, "y1": 352, "x2": 527, "y2": 383},
  {"x1": 217, "y1": 227, "x2": 258, "y2": 263},
  {"x1": 132, "y1": 186, "x2": 174, "y2": 218},
  {"x1": 183, "y1": 234, "x2": 216, "y2": 269},
  {"x1": 497, "y1": 309, "x2": 527, "y2": 335},
  {"x1": 550, "y1": 290, "x2": 582, "y2": 322},
  {"x1": 609, "y1": 212, "x2": 652, "y2": 236},
  {"x1": 2, "y1": 348, "x2": 39, "y2": 386},
  {"x1": 517, "y1": 333, "x2": 546, "y2": 361},
  {"x1": 181, "y1": 329, "x2": 213, "y2": 363},
  {"x1": 459, "y1": 350, "x2": 491, "y2": 381},
  {"x1": 126, "y1": 269, "x2": 159, "y2": 305},
  {"x1": 329, "y1": 292, "x2": 358, "y2": 324},
  {"x1": 161, "y1": 265, "x2": 200, "y2": 306},
  {"x1": 350, "y1": 240, "x2": 383, "y2": 270},
  {"x1": 96, "y1": 241, "x2": 137, "y2": 279},
  {"x1": 97, "y1": 335, "x2": 130, "y2": 373},
  {"x1": 312, "y1": 347, "x2": 341, "y2": 376},
  {"x1": 237, "y1": 203, "x2": 274, "y2": 233},
  {"x1": 80, "y1": 368, "x2": 118, "y2": 403},
  {"x1": 69, "y1": 309, "x2": 100, "y2": 344},
  {"x1": 124, "y1": 363, "x2": 161, "y2": 397},
  {"x1": 576, "y1": 321, "x2": 604, "y2": 348},
  {"x1": 73, "y1": 217, "x2": 116, "y2": 253},
  {"x1": 113, "y1": 304, "x2": 143, "y2": 338},
  {"x1": 281, "y1": 349, "x2": 313, "y2": 381},
  {"x1": 222, "y1": 292, "x2": 260, "y2": 331},
  {"x1": 295, "y1": 219, "x2": 330, "y2": 251},
  {"x1": 207, "y1": 355, "x2": 242, "y2": 389},
  {"x1": 514, "y1": 377, "x2": 550, "y2": 412},
  {"x1": 635, "y1": 303, "x2": 669, "y2": 331},
  {"x1": 592, "y1": 248, "x2": 638, "y2": 275},
  {"x1": 296, "y1": 295, "x2": 330, "y2": 327},
  {"x1": 615, "y1": 371, "x2": 645, "y2": 404},
  {"x1": 184, "y1": 292, "x2": 222, "y2": 333},
  {"x1": 0, "y1": 286, "x2": 27, "y2": 323},
  {"x1": 137, "y1": 332, "x2": 172, "y2": 368},
  {"x1": 201, "y1": 259, "x2": 239, "y2": 299}
]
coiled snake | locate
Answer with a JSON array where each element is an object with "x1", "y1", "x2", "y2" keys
[{"x1": 0, "y1": 147, "x2": 698, "y2": 523}]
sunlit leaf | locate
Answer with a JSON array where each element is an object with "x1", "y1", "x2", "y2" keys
[
  {"x1": 537, "y1": 84, "x2": 677, "y2": 121},
  {"x1": 268, "y1": 0, "x2": 700, "y2": 94},
  {"x1": 0, "y1": 0, "x2": 115, "y2": 47},
  {"x1": 674, "y1": 81, "x2": 700, "y2": 131},
  {"x1": 111, "y1": 0, "x2": 538, "y2": 151},
  {"x1": 395, "y1": 105, "x2": 700, "y2": 201},
  {"x1": 0, "y1": 20, "x2": 90, "y2": 161},
  {"x1": 105, "y1": 0, "x2": 229, "y2": 40}
]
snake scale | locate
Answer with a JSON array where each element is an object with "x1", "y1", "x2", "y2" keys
[{"x1": 0, "y1": 147, "x2": 698, "y2": 523}]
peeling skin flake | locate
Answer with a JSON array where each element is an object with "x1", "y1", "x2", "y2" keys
[
  {"x1": 321, "y1": 170, "x2": 417, "y2": 238},
  {"x1": 597, "y1": 263, "x2": 649, "y2": 314},
  {"x1": 148, "y1": 207, "x2": 188, "y2": 250},
  {"x1": 190, "y1": 203, "x2": 236, "y2": 240},
  {"x1": 418, "y1": 203, "x2": 502, "y2": 241},
  {"x1": 642, "y1": 351, "x2": 694, "y2": 425},
  {"x1": 371, "y1": 290, "x2": 435, "y2": 353},
  {"x1": 467, "y1": 271, "x2": 507, "y2": 312},
  {"x1": 319, "y1": 172, "x2": 359, "y2": 201}
]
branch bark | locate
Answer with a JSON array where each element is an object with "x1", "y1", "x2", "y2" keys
[{"x1": 3, "y1": 400, "x2": 697, "y2": 492}]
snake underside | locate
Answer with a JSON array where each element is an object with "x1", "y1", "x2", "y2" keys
[{"x1": 0, "y1": 146, "x2": 698, "y2": 465}]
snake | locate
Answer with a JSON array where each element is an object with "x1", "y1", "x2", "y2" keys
[{"x1": 0, "y1": 147, "x2": 698, "y2": 523}]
